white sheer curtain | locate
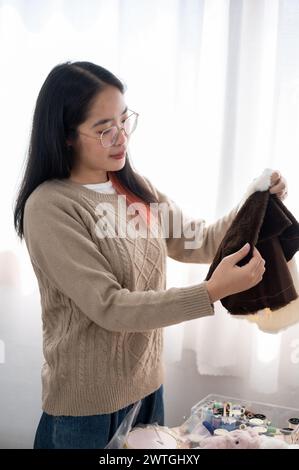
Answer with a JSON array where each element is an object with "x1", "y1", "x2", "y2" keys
[
  {"x1": 0, "y1": 0, "x2": 299, "y2": 447},
  {"x1": 163, "y1": 0, "x2": 299, "y2": 409},
  {"x1": 163, "y1": 0, "x2": 299, "y2": 400}
]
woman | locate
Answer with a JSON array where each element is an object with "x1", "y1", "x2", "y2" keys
[{"x1": 13, "y1": 61, "x2": 288, "y2": 449}]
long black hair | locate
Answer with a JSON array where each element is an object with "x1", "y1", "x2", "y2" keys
[{"x1": 14, "y1": 61, "x2": 158, "y2": 240}]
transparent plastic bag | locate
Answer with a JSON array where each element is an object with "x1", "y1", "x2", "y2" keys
[
  {"x1": 105, "y1": 400, "x2": 142, "y2": 449},
  {"x1": 124, "y1": 424, "x2": 179, "y2": 449},
  {"x1": 105, "y1": 400, "x2": 180, "y2": 449}
]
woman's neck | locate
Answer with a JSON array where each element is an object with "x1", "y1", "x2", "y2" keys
[{"x1": 69, "y1": 170, "x2": 109, "y2": 185}]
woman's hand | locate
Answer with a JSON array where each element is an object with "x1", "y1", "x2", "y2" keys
[
  {"x1": 206, "y1": 244, "x2": 266, "y2": 303},
  {"x1": 269, "y1": 170, "x2": 288, "y2": 201},
  {"x1": 237, "y1": 168, "x2": 289, "y2": 213}
]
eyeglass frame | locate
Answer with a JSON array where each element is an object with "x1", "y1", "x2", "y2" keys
[{"x1": 75, "y1": 109, "x2": 139, "y2": 148}]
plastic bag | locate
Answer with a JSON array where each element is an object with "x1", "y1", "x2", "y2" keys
[
  {"x1": 105, "y1": 400, "x2": 142, "y2": 449},
  {"x1": 105, "y1": 400, "x2": 181, "y2": 449}
]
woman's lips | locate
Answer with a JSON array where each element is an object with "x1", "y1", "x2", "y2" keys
[{"x1": 110, "y1": 151, "x2": 125, "y2": 160}]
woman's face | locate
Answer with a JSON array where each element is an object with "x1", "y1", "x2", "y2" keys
[{"x1": 69, "y1": 85, "x2": 129, "y2": 183}]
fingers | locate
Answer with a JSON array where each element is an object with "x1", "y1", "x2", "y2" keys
[
  {"x1": 279, "y1": 189, "x2": 288, "y2": 200},
  {"x1": 270, "y1": 170, "x2": 281, "y2": 186},
  {"x1": 252, "y1": 257, "x2": 265, "y2": 276},
  {"x1": 269, "y1": 179, "x2": 285, "y2": 194},
  {"x1": 254, "y1": 261, "x2": 265, "y2": 283},
  {"x1": 245, "y1": 247, "x2": 265, "y2": 278},
  {"x1": 247, "y1": 247, "x2": 263, "y2": 266},
  {"x1": 248, "y1": 247, "x2": 265, "y2": 283},
  {"x1": 252, "y1": 246, "x2": 262, "y2": 258},
  {"x1": 269, "y1": 172, "x2": 287, "y2": 199}
]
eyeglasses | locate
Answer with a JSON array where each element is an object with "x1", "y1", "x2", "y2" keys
[{"x1": 77, "y1": 109, "x2": 139, "y2": 148}]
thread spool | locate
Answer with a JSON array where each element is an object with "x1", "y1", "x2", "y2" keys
[
  {"x1": 266, "y1": 426, "x2": 277, "y2": 435},
  {"x1": 280, "y1": 428, "x2": 293, "y2": 435},
  {"x1": 253, "y1": 426, "x2": 268, "y2": 434},
  {"x1": 249, "y1": 418, "x2": 264, "y2": 427},
  {"x1": 239, "y1": 423, "x2": 247, "y2": 430},
  {"x1": 253, "y1": 414, "x2": 267, "y2": 425},
  {"x1": 288, "y1": 418, "x2": 299, "y2": 430}
]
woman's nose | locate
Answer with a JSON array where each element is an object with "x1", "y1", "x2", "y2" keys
[{"x1": 115, "y1": 127, "x2": 127, "y2": 145}]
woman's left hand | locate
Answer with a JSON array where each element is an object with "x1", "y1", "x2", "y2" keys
[{"x1": 269, "y1": 170, "x2": 288, "y2": 201}]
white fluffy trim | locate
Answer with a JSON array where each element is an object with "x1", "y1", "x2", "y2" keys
[{"x1": 237, "y1": 168, "x2": 274, "y2": 213}]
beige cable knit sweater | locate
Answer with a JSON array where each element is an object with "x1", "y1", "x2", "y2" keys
[{"x1": 23, "y1": 175, "x2": 238, "y2": 416}]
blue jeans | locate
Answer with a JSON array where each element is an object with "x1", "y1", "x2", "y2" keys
[{"x1": 33, "y1": 385, "x2": 164, "y2": 449}]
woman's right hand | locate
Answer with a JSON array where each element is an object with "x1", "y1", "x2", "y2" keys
[{"x1": 206, "y1": 243, "x2": 266, "y2": 303}]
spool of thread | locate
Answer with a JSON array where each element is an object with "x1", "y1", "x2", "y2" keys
[
  {"x1": 266, "y1": 426, "x2": 277, "y2": 436},
  {"x1": 254, "y1": 426, "x2": 268, "y2": 434},
  {"x1": 253, "y1": 414, "x2": 267, "y2": 425},
  {"x1": 224, "y1": 402, "x2": 232, "y2": 417},
  {"x1": 213, "y1": 402, "x2": 222, "y2": 409},
  {"x1": 232, "y1": 404, "x2": 242, "y2": 410},
  {"x1": 249, "y1": 418, "x2": 264, "y2": 427},
  {"x1": 288, "y1": 418, "x2": 299, "y2": 430},
  {"x1": 213, "y1": 403, "x2": 222, "y2": 415},
  {"x1": 280, "y1": 428, "x2": 293, "y2": 435},
  {"x1": 232, "y1": 409, "x2": 242, "y2": 418}
]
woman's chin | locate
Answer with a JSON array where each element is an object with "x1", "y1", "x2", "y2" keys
[{"x1": 108, "y1": 156, "x2": 126, "y2": 170}]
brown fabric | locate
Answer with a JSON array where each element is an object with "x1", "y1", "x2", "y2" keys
[{"x1": 205, "y1": 191, "x2": 299, "y2": 315}]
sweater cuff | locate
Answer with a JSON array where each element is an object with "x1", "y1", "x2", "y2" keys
[{"x1": 178, "y1": 281, "x2": 215, "y2": 320}]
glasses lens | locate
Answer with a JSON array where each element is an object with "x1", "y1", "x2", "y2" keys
[
  {"x1": 101, "y1": 113, "x2": 138, "y2": 147},
  {"x1": 124, "y1": 113, "x2": 138, "y2": 135},
  {"x1": 101, "y1": 127, "x2": 119, "y2": 148}
]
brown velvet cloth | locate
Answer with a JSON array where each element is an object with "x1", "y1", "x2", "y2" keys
[{"x1": 205, "y1": 191, "x2": 299, "y2": 315}]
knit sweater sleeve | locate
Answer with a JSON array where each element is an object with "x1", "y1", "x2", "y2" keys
[
  {"x1": 23, "y1": 197, "x2": 215, "y2": 333},
  {"x1": 142, "y1": 177, "x2": 239, "y2": 264}
]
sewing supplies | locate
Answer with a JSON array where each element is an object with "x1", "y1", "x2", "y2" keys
[
  {"x1": 239, "y1": 423, "x2": 247, "y2": 430},
  {"x1": 188, "y1": 396, "x2": 299, "y2": 448},
  {"x1": 266, "y1": 426, "x2": 278, "y2": 436},
  {"x1": 212, "y1": 414, "x2": 222, "y2": 428},
  {"x1": 202, "y1": 421, "x2": 215, "y2": 435},
  {"x1": 184, "y1": 395, "x2": 299, "y2": 448},
  {"x1": 249, "y1": 418, "x2": 264, "y2": 426},
  {"x1": 280, "y1": 427, "x2": 294, "y2": 435},
  {"x1": 202, "y1": 406, "x2": 213, "y2": 424},
  {"x1": 253, "y1": 414, "x2": 267, "y2": 424},
  {"x1": 226, "y1": 402, "x2": 232, "y2": 417},
  {"x1": 288, "y1": 418, "x2": 299, "y2": 430},
  {"x1": 222, "y1": 417, "x2": 237, "y2": 431},
  {"x1": 253, "y1": 426, "x2": 268, "y2": 434},
  {"x1": 290, "y1": 425, "x2": 299, "y2": 445}
]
